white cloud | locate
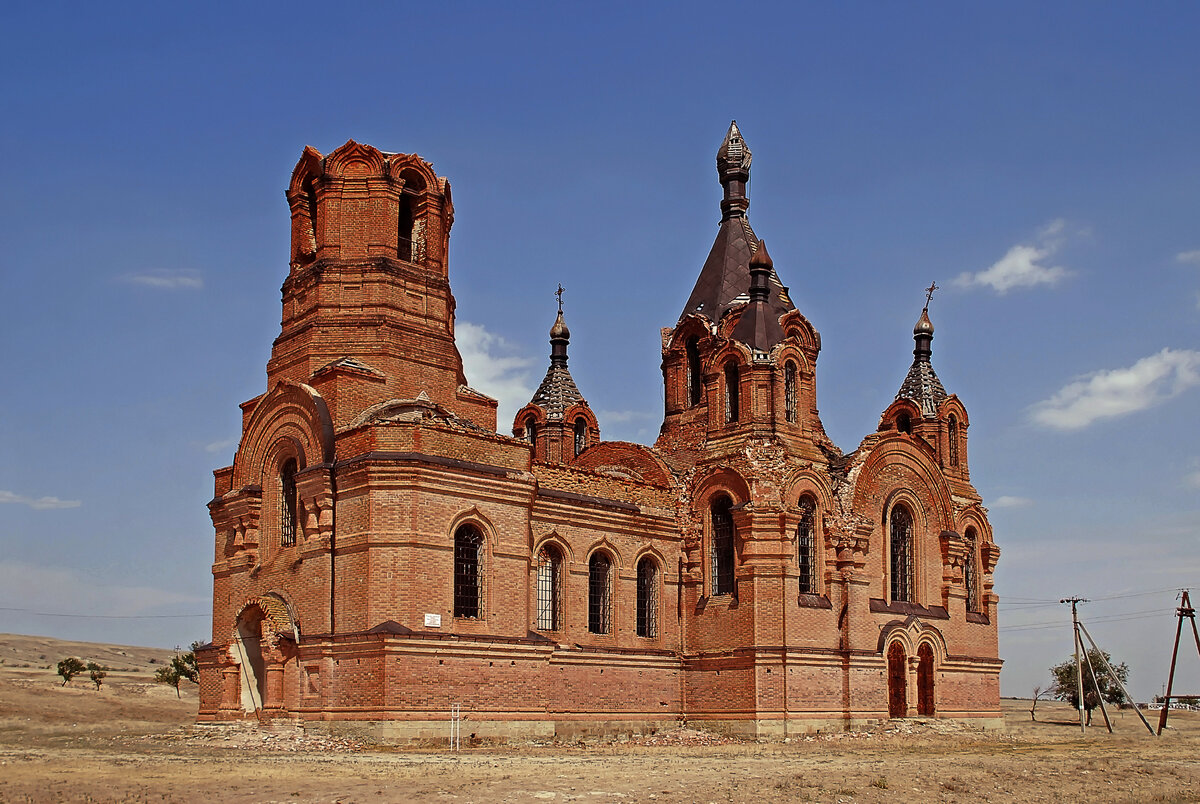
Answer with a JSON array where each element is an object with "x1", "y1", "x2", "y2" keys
[
  {"x1": 954, "y1": 219, "x2": 1072, "y2": 293},
  {"x1": 203, "y1": 437, "x2": 237, "y2": 454},
  {"x1": 1029, "y1": 348, "x2": 1200, "y2": 430},
  {"x1": 0, "y1": 490, "x2": 81, "y2": 510},
  {"x1": 120, "y1": 269, "x2": 204, "y2": 289},
  {"x1": 1176, "y1": 250, "x2": 1200, "y2": 265},
  {"x1": 1185, "y1": 471, "x2": 1200, "y2": 490},
  {"x1": 991, "y1": 495, "x2": 1033, "y2": 508},
  {"x1": 456, "y1": 321, "x2": 534, "y2": 432}
]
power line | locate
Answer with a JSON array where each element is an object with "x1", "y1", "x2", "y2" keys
[{"x1": 0, "y1": 606, "x2": 206, "y2": 620}]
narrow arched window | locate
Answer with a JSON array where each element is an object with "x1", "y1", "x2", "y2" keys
[
  {"x1": 536, "y1": 544, "x2": 562, "y2": 631},
  {"x1": 889, "y1": 505, "x2": 913, "y2": 603},
  {"x1": 724, "y1": 362, "x2": 740, "y2": 423},
  {"x1": 686, "y1": 337, "x2": 702, "y2": 407},
  {"x1": 525, "y1": 416, "x2": 538, "y2": 448},
  {"x1": 784, "y1": 361, "x2": 798, "y2": 424},
  {"x1": 964, "y1": 526, "x2": 979, "y2": 613},
  {"x1": 454, "y1": 525, "x2": 483, "y2": 618},
  {"x1": 896, "y1": 412, "x2": 912, "y2": 435},
  {"x1": 711, "y1": 495, "x2": 736, "y2": 596},
  {"x1": 947, "y1": 415, "x2": 960, "y2": 467},
  {"x1": 280, "y1": 458, "x2": 298, "y2": 547},
  {"x1": 797, "y1": 495, "x2": 817, "y2": 594},
  {"x1": 398, "y1": 170, "x2": 426, "y2": 262},
  {"x1": 397, "y1": 195, "x2": 415, "y2": 261},
  {"x1": 588, "y1": 552, "x2": 612, "y2": 634},
  {"x1": 574, "y1": 417, "x2": 587, "y2": 457},
  {"x1": 636, "y1": 557, "x2": 658, "y2": 638},
  {"x1": 301, "y1": 177, "x2": 319, "y2": 262}
]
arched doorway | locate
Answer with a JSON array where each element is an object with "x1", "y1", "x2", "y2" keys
[
  {"x1": 887, "y1": 642, "x2": 908, "y2": 718},
  {"x1": 232, "y1": 605, "x2": 266, "y2": 713},
  {"x1": 917, "y1": 643, "x2": 935, "y2": 716}
]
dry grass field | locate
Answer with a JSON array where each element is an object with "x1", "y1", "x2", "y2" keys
[{"x1": 1, "y1": 633, "x2": 1197, "y2": 803}]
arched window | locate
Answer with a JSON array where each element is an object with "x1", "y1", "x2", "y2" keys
[
  {"x1": 636, "y1": 557, "x2": 658, "y2": 638},
  {"x1": 896, "y1": 412, "x2": 912, "y2": 435},
  {"x1": 536, "y1": 544, "x2": 562, "y2": 631},
  {"x1": 889, "y1": 505, "x2": 914, "y2": 603},
  {"x1": 525, "y1": 416, "x2": 538, "y2": 448},
  {"x1": 686, "y1": 337, "x2": 702, "y2": 407},
  {"x1": 964, "y1": 526, "x2": 979, "y2": 613},
  {"x1": 398, "y1": 170, "x2": 426, "y2": 262},
  {"x1": 453, "y1": 525, "x2": 484, "y2": 618},
  {"x1": 797, "y1": 495, "x2": 817, "y2": 594},
  {"x1": 397, "y1": 196, "x2": 415, "y2": 261},
  {"x1": 574, "y1": 417, "x2": 587, "y2": 457},
  {"x1": 588, "y1": 552, "x2": 613, "y2": 634},
  {"x1": 724, "y1": 362, "x2": 740, "y2": 423},
  {"x1": 711, "y1": 495, "x2": 736, "y2": 596},
  {"x1": 947, "y1": 415, "x2": 960, "y2": 467},
  {"x1": 300, "y1": 176, "x2": 319, "y2": 262},
  {"x1": 784, "y1": 361, "x2": 798, "y2": 424},
  {"x1": 280, "y1": 458, "x2": 298, "y2": 547}
]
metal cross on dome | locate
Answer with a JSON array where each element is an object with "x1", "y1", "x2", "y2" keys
[
  {"x1": 556, "y1": 283, "x2": 565, "y2": 313},
  {"x1": 924, "y1": 281, "x2": 939, "y2": 311}
]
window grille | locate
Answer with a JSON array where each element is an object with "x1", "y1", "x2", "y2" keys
[
  {"x1": 454, "y1": 526, "x2": 483, "y2": 618},
  {"x1": 711, "y1": 496, "x2": 735, "y2": 596},
  {"x1": 686, "y1": 337, "x2": 702, "y2": 407},
  {"x1": 964, "y1": 528, "x2": 979, "y2": 612},
  {"x1": 636, "y1": 557, "x2": 658, "y2": 638},
  {"x1": 785, "y1": 361, "x2": 797, "y2": 424},
  {"x1": 588, "y1": 553, "x2": 612, "y2": 634},
  {"x1": 536, "y1": 545, "x2": 562, "y2": 631},
  {"x1": 797, "y1": 497, "x2": 816, "y2": 594},
  {"x1": 948, "y1": 415, "x2": 960, "y2": 467},
  {"x1": 890, "y1": 505, "x2": 913, "y2": 602},
  {"x1": 280, "y1": 458, "x2": 298, "y2": 547},
  {"x1": 574, "y1": 418, "x2": 587, "y2": 457},
  {"x1": 724, "y1": 363, "x2": 739, "y2": 423}
]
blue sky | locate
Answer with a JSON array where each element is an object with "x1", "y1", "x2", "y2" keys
[{"x1": 1, "y1": 2, "x2": 1198, "y2": 700}]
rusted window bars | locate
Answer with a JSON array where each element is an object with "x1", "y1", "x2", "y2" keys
[
  {"x1": 536, "y1": 545, "x2": 562, "y2": 631},
  {"x1": 711, "y1": 496, "x2": 736, "y2": 596},
  {"x1": 797, "y1": 497, "x2": 816, "y2": 594},
  {"x1": 588, "y1": 553, "x2": 612, "y2": 634},
  {"x1": 784, "y1": 361, "x2": 798, "y2": 423},
  {"x1": 454, "y1": 526, "x2": 483, "y2": 618},
  {"x1": 964, "y1": 528, "x2": 979, "y2": 612},
  {"x1": 636, "y1": 557, "x2": 658, "y2": 638},
  {"x1": 280, "y1": 458, "x2": 298, "y2": 547},
  {"x1": 890, "y1": 505, "x2": 913, "y2": 602}
]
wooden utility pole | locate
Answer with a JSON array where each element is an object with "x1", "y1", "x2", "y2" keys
[
  {"x1": 1157, "y1": 590, "x2": 1200, "y2": 735},
  {"x1": 1078, "y1": 621, "x2": 1156, "y2": 735},
  {"x1": 1062, "y1": 597, "x2": 1088, "y2": 734}
]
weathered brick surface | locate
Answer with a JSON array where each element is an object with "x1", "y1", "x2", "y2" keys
[{"x1": 198, "y1": 140, "x2": 1002, "y2": 736}]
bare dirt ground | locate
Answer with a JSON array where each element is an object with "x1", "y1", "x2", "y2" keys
[{"x1": 1, "y1": 634, "x2": 1197, "y2": 803}]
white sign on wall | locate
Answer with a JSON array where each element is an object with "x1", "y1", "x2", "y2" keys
[{"x1": 424, "y1": 613, "x2": 442, "y2": 628}]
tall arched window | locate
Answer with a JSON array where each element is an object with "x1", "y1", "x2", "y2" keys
[
  {"x1": 453, "y1": 525, "x2": 484, "y2": 618},
  {"x1": 636, "y1": 557, "x2": 658, "y2": 638},
  {"x1": 724, "y1": 362, "x2": 740, "y2": 423},
  {"x1": 574, "y1": 417, "x2": 587, "y2": 457},
  {"x1": 889, "y1": 505, "x2": 914, "y2": 603},
  {"x1": 536, "y1": 544, "x2": 562, "y2": 631},
  {"x1": 686, "y1": 337, "x2": 702, "y2": 407},
  {"x1": 398, "y1": 170, "x2": 426, "y2": 262},
  {"x1": 397, "y1": 195, "x2": 415, "y2": 261},
  {"x1": 964, "y1": 526, "x2": 979, "y2": 613},
  {"x1": 896, "y1": 412, "x2": 912, "y2": 435},
  {"x1": 280, "y1": 458, "x2": 298, "y2": 547},
  {"x1": 588, "y1": 552, "x2": 613, "y2": 634},
  {"x1": 525, "y1": 416, "x2": 538, "y2": 449},
  {"x1": 797, "y1": 495, "x2": 817, "y2": 594},
  {"x1": 300, "y1": 176, "x2": 319, "y2": 263},
  {"x1": 784, "y1": 361, "x2": 798, "y2": 424},
  {"x1": 947, "y1": 415, "x2": 960, "y2": 467},
  {"x1": 711, "y1": 495, "x2": 736, "y2": 596}
]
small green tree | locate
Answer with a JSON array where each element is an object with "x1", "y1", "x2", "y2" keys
[
  {"x1": 57, "y1": 657, "x2": 86, "y2": 687},
  {"x1": 1050, "y1": 648, "x2": 1129, "y2": 724},
  {"x1": 154, "y1": 651, "x2": 200, "y2": 698},
  {"x1": 86, "y1": 661, "x2": 107, "y2": 691}
]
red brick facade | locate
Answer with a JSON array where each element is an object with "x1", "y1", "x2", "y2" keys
[{"x1": 197, "y1": 128, "x2": 1001, "y2": 739}]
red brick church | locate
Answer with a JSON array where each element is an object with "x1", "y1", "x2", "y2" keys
[{"x1": 196, "y1": 123, "x2": 1002, "y2": 738}]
